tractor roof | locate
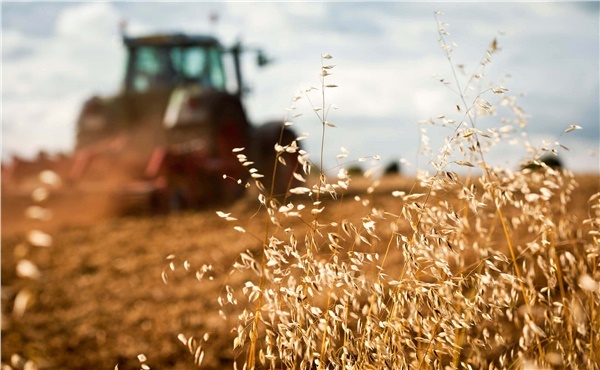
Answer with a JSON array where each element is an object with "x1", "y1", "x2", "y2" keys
[{"x1": 123, "y1": 33, "x2": 222, "y2": 48}]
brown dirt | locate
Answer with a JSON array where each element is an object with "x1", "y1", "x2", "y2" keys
[{"x1": 1, "y1": 174, "x2": 598, "y2": 369}]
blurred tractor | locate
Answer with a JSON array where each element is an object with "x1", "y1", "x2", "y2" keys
[{"x1": 3, "y1": 33, "x2": 299, "y2": 214}]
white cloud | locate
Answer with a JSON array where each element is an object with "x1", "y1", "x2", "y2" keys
[
  {"x1": 226, "y1": 3, "x2": 290, "y2": 40},
  {"x1": 285, "y1": 2, "x2": 327, "y2": 19},
  {"x1": 3, "y1": 94, "x2": 85, "y2": 159},
  {"x1": 413, "y1": 89, "x2": 450, "y2": 119},
  {"x1": 2, "y1": 29, "x2": 39, "y2": 60},
  {"x1": 3, "y1": 3, "x2": 125, "y2": 159},
  {"x1": 55, "y1": 2, "x2": 120, "y2": 40}
]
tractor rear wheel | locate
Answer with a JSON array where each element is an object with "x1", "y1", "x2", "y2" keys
[{"x1": 251, "y1": 121, "x2": 300, "y2": 199}]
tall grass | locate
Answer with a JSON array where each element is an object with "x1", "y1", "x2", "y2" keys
[{"x1": 186, "y1": 12, "x2": 599, "y2": 369}]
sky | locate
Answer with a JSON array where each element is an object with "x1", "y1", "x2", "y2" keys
[{"x1": 2, "y1": 1, "x2": 599, "y2": 175}]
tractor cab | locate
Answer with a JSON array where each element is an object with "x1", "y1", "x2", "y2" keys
[
  {"x1": 75, "y1": 33, "x2": 266, "y2": 151},
  {"x1": 123, "y1": 34, "x2": 228, "y2": 94}
]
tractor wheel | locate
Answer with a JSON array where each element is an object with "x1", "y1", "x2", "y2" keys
[
  {"x1": 251, "y1": 121, "x2": 300, "y2": 199},
  {"x1": 210, "y1": 96, "x2": 251, "y2": 203}
]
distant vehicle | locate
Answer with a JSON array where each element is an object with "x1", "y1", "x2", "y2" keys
[{"x1": 3, "y1": 33, "x2": 299, "y2": 213}]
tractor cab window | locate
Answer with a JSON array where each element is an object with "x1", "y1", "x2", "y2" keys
[
  {"x1": 130, "y1": 47, "x2": 174, "y2": 92},
  {"x1": 127, "y1": 45, "x2": 227, "y2": 93},
  {"x1": 207, "y1": 47, "x2": 226, "y2": 90},
  {"x1": 176, "y1": 46, "x2": 226, "y2": 90}
]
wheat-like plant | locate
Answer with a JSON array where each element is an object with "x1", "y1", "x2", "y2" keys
[{"x1": 177, "y1": 11, "x2": 599, "y2": 370}]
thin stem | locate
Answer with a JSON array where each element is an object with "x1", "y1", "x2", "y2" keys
[
  {"x1": 435, "y1": 11, "x2": 546, "y2": 361},
  {"x1": 247, "y1": 106, "x2": 296, "y2": 369}
]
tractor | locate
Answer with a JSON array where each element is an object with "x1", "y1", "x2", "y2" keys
[{"x1": 3, "y1": 33, "x2": 299, "y2": 214}]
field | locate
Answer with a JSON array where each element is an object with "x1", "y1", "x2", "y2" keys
[
  {"x1": 1, "y1": 173, "x2": 598, "y2": 369},
  {"x1": 2, "y1": 21, "x2": 599, "y2": 370},
  {"x1": 1, "y1": 176, "x2": 415, "y2": 370}
]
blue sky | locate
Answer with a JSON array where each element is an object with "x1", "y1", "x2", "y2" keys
[{"x1": 2, "y1": 1, "x2": 599, "y2": 174}]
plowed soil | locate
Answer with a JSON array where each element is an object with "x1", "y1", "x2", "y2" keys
[{"x1": 2, "y1": 174, "x2": 598, "y2": 369}]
